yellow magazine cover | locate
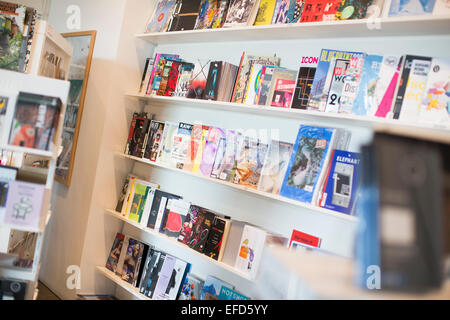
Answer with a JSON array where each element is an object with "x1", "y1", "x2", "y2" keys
[
  {"x1": 254, "y1": 0, "x2": 277, "y2": 25},
  {"x1": 192, "y1": 126, "x2": 210, "y2": 174}
]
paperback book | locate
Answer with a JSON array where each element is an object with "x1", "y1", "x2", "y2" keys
[
  {"x1": 159, "y1": 121, "x2": 179, "y2": 166},
  {"x1": 178, "y1": 273, "x2": 204, "y2": 300},
  {"x1": 147, "y1": 189, "x2": 182, "y2": 230},
  {"x1": 199, "y1": 127, "x2": 226, "y2": 177},
  {"x1": 105, "y1": 233, "x2": 125, "y2": 273},
  {"x1": 232, "y1": 138, "x2": 268, "y2": 189},
  {"x1": 200, "y1": 275, "x2": 233, "y2": 300},
  {"x1": 145, "y1": 0, "x2": 178, "y2": 33},
  {"x1": 121, "y1": 238, "x2": 148, "y2": 286},
  {"x1": 143, "y1": 120, "x2": 166, "y2": 162},
  {"x1": 291, "y1": 56, "x2": 318, "y2": 110},
  {"x1": 234, "y1": 224, "x2": 267, "y2": 279},
  {"x1": 223, "y1": 0, "x2": 260, "y2": 27},
  {"x1": 171, "y1": 122, "x2": 193, "y2": 169},
  {"x1": 352, "y1": 54, "x2": 382, "y2": 116},
  {"x1": 218, "y1": 286, "x2": 249, "y2": 300}
]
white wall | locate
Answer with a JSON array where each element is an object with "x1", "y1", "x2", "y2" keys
[
  {"x1": 40, "y1": 0, "x2": 130, "y2": 300},
  {"x1": 39, "y1": 0, "x2": 450, "y2": 300}
]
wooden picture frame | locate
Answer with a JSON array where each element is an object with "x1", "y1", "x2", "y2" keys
[{"x1": 55, "y1": 31, "x2": 96, "y2": 186}]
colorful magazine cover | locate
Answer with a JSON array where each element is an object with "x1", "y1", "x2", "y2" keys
[
  {"x1": 243, "y1": 63, "x2": 265, "y2": 105},
  {"x1": 200, "y1": 275, "x2": 233, "y2": 300},
  {"x1": 210, "y1": 129, "x2": 240, "y2": 181},
  {"x1": 286, "y1": 0, "x2": 305, "y2": 23},
  {"x1": 154, "y1": 257, "x2": 190, "y2": 300},
  {"x1": 234, "y1": 224, "x2": 267, "y2": 279},
  {"x1": 144, "y1": 120, "x2": 166, "y2": 162},
  {"x1": 187, "y1": 208, "x2": 216, "y2": 253},
  {"x1": 233, "y1": 138, "x2": 268, "y2": 189},
  {"x1": 161, "y1": 199, "x2": 191, "y2": 239},
  {"x1": 139, "y1": 251, "x2": 165, "y2": 298},
  {"x1": 308, "y1": 49, "x2": 361, "y2": 111},
  {"x1": 105, "y1": 233, "x2": 125, "y2": 273},
  {"x1": 371, "y1": 55, "x2": 403, "y2": 118},
  {"x1": 121, "y1": 238, "x2": 146, "y2": 285},
  {"x1": 171, "y1": 122, "x2": 193, "y2": 169},
  {"x1": 257, "y1": 140, "x2": 293, "y2": 194},
  {"x1": 178, "y1": 273, "x2": 204, "y2": 300},
  {"x1": 398, "y1": 59, "x2": 432, "y2": 122},
  {"x1": 178, "y1": 204, "x2": 203, "y2": 245},
  {"x1": 419, "y1": 57, "x2": 450, "y2": 124},
  {"x1": 272, "y1": 0, "x2": 290, "y2": 23},
  {"x1": 269, "y1": 74, "x2": 296, "y2": 108},
  {"x1": 184, "y1": 123, "x2": 208, "y2": 172},
  {"x1": 254, "y1": 0, "x2": 278, "y2": 25},
  {"x1": 256, "y1": 66, "x2": 282, "y2": 105},
  {"x1": 323, "y1": 57, "x2": 352, "y2": 113},
  {"x1": 339, "y1": 53, "x2": 366, "y2": 114},
  {"x1": 291, "y1": 56, "x2": 318, "y2": 110},
  {"x1": 127, "y1": 183, "x2": 149, "y2": 223},
  {"x1": 187, "y1": 59, "x2": 211, "y2": 99},
  {"x1": 334, "y1": 0, "x2": 374, "y2": 20},
  {"x1": 280, "y1": 125, "x2": 335, "y2": 203},
  {"x1": 300, "y1": 0, "x2": 340, "y2": 22},
  {"x1": 352, "y1": 54, "x2": 382, "y2": 116},
  {"x1": 199, "y1": 127, "x2": 226, "y2": 177},
  {"x1": 9, "y1": 92, "x2": 62, "y2": 151},
  {"x1": 194, "y1": 0, "x2": 220, "y2": 29},
  {"x1": 388, "y1": 0, "x2": 436, "y2": 16},
  {"x1": 148, "y1": 54, "x2": 180, "y2": 95},
  {"x1": 319, "y1": 150, "x2": 360, "y2": 215},
  {"x1": 145, "y1": 0, "x2": 178, "y2": 33},
  {"x1": 173, "y1": 62, "x2": 195, "y2": 97},
  {"x1": 223, "y1": 0, "x2": 260, "y2": 27},
  {"x1": 0, "y1": 3, "x2": 28, "y2": 72}
]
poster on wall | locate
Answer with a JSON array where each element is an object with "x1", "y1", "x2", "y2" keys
[{"x1": 55, "y1": 31, "x2": 96, "y2": 186}]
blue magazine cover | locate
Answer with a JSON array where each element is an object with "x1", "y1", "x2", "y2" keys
[
  {"x1": 319, "y1": 150, "x2": 360, "y2": 215},
  {"x1": 308, "y1": 48, "x2": 363, "y2": 111},
  {"x1": 280, "y1": 125, "x2": 335, "y2": 203},
  {"x1": 352, "y1": 54, "x2": 383, "y2": 116},
  {"x1": 145, "y1": 0, "x2": 178, "y2": 33},
  {"x1": 200, "y1": 275, "x2": 233, "y2": 300},
  {"x1": 217, "y1": 286, "x2": 249, "y2": 300},
  {"x1": 388, "y1": 0, "x2": 436, "y2": 16}
]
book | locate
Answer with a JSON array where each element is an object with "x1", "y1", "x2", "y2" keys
[
  {"x1": 105, "y1": 233, "x2": 125, "y2": 273},
  {"x1": 204, "y1": 61, "x2": 223, "y2": 100},
  {"x1": 300, "y1": 0, "x2": 341, "y2": 22},
  {"x1": 120, "y1": 176, "x2": 137, "y2": 217},
  {"x1": 0, "y1": 165, "x2": 17, "y2": 223},
  {"x1": 145, "y1": 0, "x2": 178, "y2": 33},
  {"x1": 184, "y1": 123, "x2": 209, "y2": 172},
  {"x1": 178, "y1": 273, "x2": 204, "y2": 300},
  {"x1": 232, "y1": 137, "x2": 269, "y2": 189},
  {"x1": 334, "y1": 0, "x2": 374, "y2": 20},
  {"x1": 308, "y1": 49, "x2": 361, "y2": 111},
  {"x1": 388, "y1": 0, "x2": 436, "y2": 16},
  {"x1": 164, "y1": 60, "x2": 182, "y2": 96},
  {"x1": 268, "y1": 69, "x2": 297, "y2": 108},
  {"x1": 352, "y1": 54, "x2": 383, "y2": 116},
  {"x1": 171, "y1": 122, "x2": 193, "y2": 169},
  {"x1": 254, "y1": 0, "x2": 278, "y2": 25},
  {"x1": 371, "y1": 55, "x2": 403, "y2": 118},
  {"x1": 157, "y1": 59, "x2": 178, "y2": 96},
  {"x1": 9, "y1": 92, "x2": 62, "y2": 151},
  {"x1": 172, "y1": 62, "x2": 195, "y2": 97},
  {"x1": 153, "y1": 255, "x2": 190, "y2": 300},
  {"x1": 280, "y1": 125, "x2": 335, "y2": 203},
  {"x1": 147, "y1": 53, "x2": 179, "y2": 95},
  {"x1": 398, "y1": 58, "x2": 432, "y2": 122},
  {"x1": 243, "y1": 63, "x2": 265, "y2": 105},
  {"x1": 392, "y1": 55, "x2": 432, "y2": 120},
  {"x1": 291, "y1": 56, "x2": 318, "y2": 109},
  {"x1": 139, "y1": 248, "x2": 162, "y2": 297},
  {"x1": 0, "y1": 2, "x2": 28, "y2": 72},
  {"x1": 255, "y1": 66, "x2": 282, "y2": 105},
  {"x1": 121, "y1": 238, "x2": 148, "y2": 286},
  {"x1": 217, "y1": 62, "x2": 239, "y2": 102},
  {"x1": 289, "y1": 229, "x2": 322, "y2": 249},
  {"x1": 223, "y1": 0, "x2": 261, "y2": 27},
  {"x1": 272, "y1": 0, "x2": 290, "y2": 23},
  {"x1": 200, "y1": 275, "x2": 233, "y2": 300},
  {"x1": 418, "y1": 57, "x2": 450, "y2": 124},
  {"x1": 140, "y1": 183, "x2": 160, "y2": 227},
  {"x1": 194, "y1": 0, "x2": 219, "y2": 29},
  {"x1": 143, "y1": 120, "x2": 166, "y2": 162},
  {"x1": 124, "y1": 112, "x2": 148, "y2": 157},
  {"x1": 199, "y1": 127, "x2": 226, "y2": 177},
  {"x1": 203, "y1": 215, "x2": 231, "y2": 261},
  {"x1": 168, "y1": 0, "x2": 202, "y2": 31},
  {"x1": 234, "y1": 224, "x2": 267, "y2": 279},
  {"x1": 147, "y1": 189, "x2": 182, "y2": 230},
  {"x1": 4, "y1": 180, "x2": 46, "y2": 230},
  {"x1": 319, "y1": 150, "x2": 361, "y2": 215},
  {"x1": 139, "y1": 58, "x2": 153, "y2": 93},
  {"x1": 187, "y1": 59, "x2": 211, "y2": 99},
  {"x1": 286, "y1": 0, "x2": 305, "y2": 22},
  {"x1": 178, "y1": 205, "x2": 207, "y2": 245},
  {"x1": 158, "y1": 121, "x2": 179, "y2": 166},
  {"x1": 232, "y1": 53, "x2": 281, "y2": 104},
  {"x1": 187, "y1": 208, "x2": 216, "y2": 253},
  {"x1": 211, "y1": 130, "x2": 241, "y2": 181},
  {"x1": 257, "y1": 140, "x2": 293, "y2": 194},
  {"x1": 221, "y1": 220, "x2": 247, "y2": 266},
  {"x1": 160, "y1": 198, "x2": 191, "y2": 238},
  {"x1": 218, "y1": 286, "x2": 249, "y2": 300},
  {"x1": 127, "y1": 181, "x2": 151, "y2": 223},
  {"x1": 339, "y1": 52, "x2": 367, "y2": 114}
]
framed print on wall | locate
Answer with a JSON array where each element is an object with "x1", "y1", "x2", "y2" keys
[{"x1": 55, "y1": 31, "x2": 96, "y2": 186}]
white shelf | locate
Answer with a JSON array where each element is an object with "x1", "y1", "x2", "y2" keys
[
  {"x1": 0, "y1": 267, "x2": 36, "y2": 282},
  {"x1": 116, "y1": 152, "x2": 359, "y2": 222},
  {"x1": 127, "y1": 93, "x2": 450, "y2": 144},
  {"x1": 105, "y1": 208, "x2": 254, "y2": 281},
  {"x1": 136, "y1": 15, "x2": 450, "y2": 45},
  {"x1": 0, "y1": 144, "x2": 56, "y2": 159},
  {"x1": 95, "y1": 266, "x2": 151, "y2": 300}
]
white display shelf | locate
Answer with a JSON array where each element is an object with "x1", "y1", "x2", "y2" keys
[
  {"x1": 0, "y1": 267, "x2": 36, "y2": 282},
  {"x1": 95, "y1": 266, "x2": 151, "y2": 300},
  {"x1": 0, "y1": 145, "x2": 56, "y2": 159},
  {"x1": 136, "y1": 15, "x2": 450, "y2": 45},
  {"x1": 127, "y1": 93, "x2": 450, "y2": 144},
  {"x1": 105, "y1": 208, "x2": 254, "y2": 281},
  {"x1": 115, "y1": 152, "x2": 359, "y2": 222}
]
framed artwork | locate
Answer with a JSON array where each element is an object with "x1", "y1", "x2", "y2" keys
[{"x1": 55, "y1": 31, "x2": 96, "y2": 186}]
